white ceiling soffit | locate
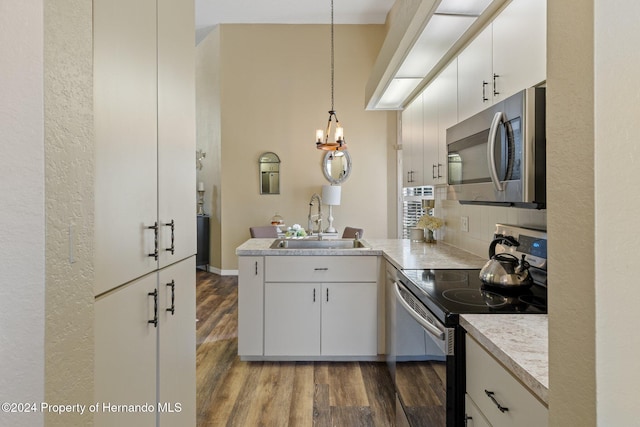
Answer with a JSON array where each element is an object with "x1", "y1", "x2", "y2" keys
[
  {"x1": 195, "y1": 0, "x2": 395, "y2": 44},
  {"x1": 365, "y1": 0, "x2": 506, "y2": 110},
  {"x1": 195, "y1": 0, "x2": 395, "y2": 27}
]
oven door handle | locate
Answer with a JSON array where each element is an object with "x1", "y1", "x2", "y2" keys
[
  {"x1": 394, "y1": 282, "x2": 445, "y2": 341},
  {"x1": 487, "y1": 111, "x2": 505, "y2": 192}
]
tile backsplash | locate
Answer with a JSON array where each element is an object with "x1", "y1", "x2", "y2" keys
[{"x1": 432, "y1": 186, "x2": 547, "y2": 258}]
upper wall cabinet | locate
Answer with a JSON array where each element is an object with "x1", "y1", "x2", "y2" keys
[
  {"x1": 458, "y1": 0, "x2": 546, "y2": 121},
  {"x1": 402, "y1": 93, "x2": 424, "y2": 186},
  {"x1": 94, "y1": 0, "x2": 196, "y2": 296},
  {"x1": 402, "y1": 60, "x2": 458, "y2": 187}
]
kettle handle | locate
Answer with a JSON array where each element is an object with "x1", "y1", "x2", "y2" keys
[{"x1": 488, "y1": 235, "x2": 519, "y2": 258}]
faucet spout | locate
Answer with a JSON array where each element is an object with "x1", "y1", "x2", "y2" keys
[{"x1": 307, "y1": 193, "x2": 323, "y2": 238}]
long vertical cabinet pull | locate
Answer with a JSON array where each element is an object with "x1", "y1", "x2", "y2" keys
[
  {"x1": 482, "y1": 80, "x2": 489, "y2": 102},
  {"x1": 493, "y1": 73, "x2": 500, "y2": 97},
  {"x1": 313, "y1": 288, "x2": 316, "y2": 302},
  {"x1": 147, "y1": 222, "x2": 159, "y2": 260},
  {"x1": 166, "y1": 280, "x2": 175, "y2": 315},
  {"x1": 255, "y1": 261, "x2": 258, "y2": 275},
  {"x1": 326, "y1": 288, "x2": 329, "y2": 302},
  {"x1": 148, "y1": 289, "x2": 158, "y2": 327},
  {"x1": 163, "y1": 219, "x2": 175, "y2": 254}
]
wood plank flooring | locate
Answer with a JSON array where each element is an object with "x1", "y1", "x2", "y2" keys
[{"x1": 196, "y1": 270, "x2": 396, "y2": 426}]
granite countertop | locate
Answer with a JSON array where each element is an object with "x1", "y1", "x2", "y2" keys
[
  {"x1": 460, "y1": 314, "x2": 548, "y2": 405},
  {"x1": 236, "y1": 238, "x2": 487, "y2": 270}
]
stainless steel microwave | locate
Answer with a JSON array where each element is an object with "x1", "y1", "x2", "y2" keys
[{"x1": 446, "y1": 87, "x2": 546, "y2": 209}]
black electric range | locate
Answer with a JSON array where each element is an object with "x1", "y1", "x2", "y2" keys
[
  {"x1": 392, "y1": 224, "x2": 548, "y2": 427},
  {"x1": 399, "y1": 268, "x2": 547, "y2": 326}
]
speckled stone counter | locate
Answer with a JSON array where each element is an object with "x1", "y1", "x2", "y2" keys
[
  {"x1": 460, "y1": 314, "x2": 548, "y2": 405},
  {"x1": 365, "y1": 238, "x2": 487, "y2": 270},
  {"x1": 235, "y1": 238, "x2": 487, "y2": 270}
]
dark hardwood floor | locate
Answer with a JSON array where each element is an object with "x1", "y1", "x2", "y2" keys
[{"x1": 195, "y1": 270, "x2": 396, "y2": 426}]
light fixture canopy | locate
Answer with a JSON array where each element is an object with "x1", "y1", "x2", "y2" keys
[{"x1": 316, "y1": 0, "x2": 347, "y2": 151}]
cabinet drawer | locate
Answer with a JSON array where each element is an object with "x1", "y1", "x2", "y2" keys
[
  {"x1": 265, "y1": 256, "x2": 377, "y2": 282},
  {"x1": 465, "y1": 335, "x2": 548, "y2": 427}
]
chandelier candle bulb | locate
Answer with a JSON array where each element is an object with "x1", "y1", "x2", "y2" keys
[
  {"x1": 198, "y1": 181, "x2": 204, "y2": 191},
  {"x1": 335, "y1": 125, "x2": 343, "y2": 142},
  {"x1": 316, "y1": 129, "x2": 324, "y2": 143}
]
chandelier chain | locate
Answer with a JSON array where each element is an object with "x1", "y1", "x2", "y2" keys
[{"x1": 330, "y1": 0, "x2": 334, "y2": 112}]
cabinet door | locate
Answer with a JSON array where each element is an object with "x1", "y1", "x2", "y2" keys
[
  {"x1": 321, "y1": 282, "x2": 377, "y2": 356},
  {"x1": 94, "y1": 0, "x2": 158, "y2": 296},
  {"x1": 466, "y1": 336, "x2": 548, "y2": 427},
  {"x1": 457, "y1": 26, "x2": 493, "y2": 121},
  {"x1": 465, "y1": 394, "x2": 492, "y2": 427},
  {"x1": 435, "y1": 60, "x2": 458, "y2": 184},
  {"x1": 264, "y1": 282, "x2": 321, "y2": 356},
  {"x1": 402, "y1": 93, "x2": 424, "y2": 186},
  {"x1": 158, "y1": 257, "x2": 196, "y2": 426},
  {"x1": 157, "y1": 0, "x2": 197, "y2": 268},
  {"x1": 492, "y1": 0, "x2": 546, "y2": 102},
  {"x1": 95, "y1": 273, "x2": 158, "y2": 426},
  {"x1": 422, "y1": 84, "x2": 439, "y2": 186},
  {"x1": 238, "y1": 257, "x2": 265, "y2": 356}
]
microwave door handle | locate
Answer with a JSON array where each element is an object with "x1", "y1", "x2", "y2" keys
[
  {"x1": 487, "y1": 112, "x2": 505, "y2": 192},
  {"x1": 393, "y1": 282, "x2": 445, "y2": 340}
]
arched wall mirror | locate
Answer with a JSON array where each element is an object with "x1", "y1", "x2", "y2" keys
[
  {"x1": 322, "y1": 150, "x2": 352, "y2": 185},
  {"x1": 259, "y1": 152, "x2": 280, "y2": 194}
]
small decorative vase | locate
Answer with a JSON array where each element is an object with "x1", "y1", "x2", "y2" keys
[{"x1": 424, "y1": 229, "x2": 436, "y2": 243}]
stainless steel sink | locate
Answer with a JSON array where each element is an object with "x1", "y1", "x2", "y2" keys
[{"x1": 269, "y1": 238, "x2": 370, "y2": 249}]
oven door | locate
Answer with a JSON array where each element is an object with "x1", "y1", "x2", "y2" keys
[{"x1": 393, "y1": 281, "x2": 455, "y2": 426}]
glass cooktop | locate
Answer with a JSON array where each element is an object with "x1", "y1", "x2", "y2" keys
[{"x1": 399, "y1": 269, "x2": 547, "y2": 326}]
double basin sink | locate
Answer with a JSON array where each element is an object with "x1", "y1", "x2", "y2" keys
[{"x1": 269, "y1": 238, "x2": 370, "y2": 250}]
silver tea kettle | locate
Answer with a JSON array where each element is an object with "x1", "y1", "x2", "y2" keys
[{"x1": 479, "y1": 236, "x2": 533, "y2": 287}]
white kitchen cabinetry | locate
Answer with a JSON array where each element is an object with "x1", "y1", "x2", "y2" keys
[
  {"x1": 264, "y1": 282, "x2": 321, "y2": 356},
  {"x1": 95, "y1": 273, "x2": 157, "y2": 427},
  {"x1": 465, "y1": 335, "x2": 548, "y2": 427},
  {"x1": 95, "y1": 257, "x2": 196, "y2": 426},
  {"x1": 94, "y1": 0, "x2": 195, "y2": 296},
  {"x1": 237, "y1": 256, "x2": 266, "y2": 356},
  {"x1": 465, "y1": 394, "x2": 492, "y2": 427},
  {"x1": 94, "y1": 0, "x2": 196, "y2": 424},
  {"x1": 264, "y1": 281, "x2": 377, "y2": 357},
  {"x1": 457, "y1": 0, "x2": 546, "y2": 122},
  {"x1": 157, "y1": 259, "x2": 196, "y2": 426},
  {"x1": 420, "y1": 60, "x2": 458, "y2": 185},
  {"x1": 491, "y1": 0, "x2": 546, "y2": 104},
  {"x1": 457, "y1": 26, "x2": 493, "y2": 122},
  {"x1": 421, "y1": 83, "x2": 439, "y2": 186},
  {"x1": 402, "y1": 93, "x2": 424, "y2": 186},
  {"x1": 238, "y1": 255, "x2": 379, "y2": 359}
]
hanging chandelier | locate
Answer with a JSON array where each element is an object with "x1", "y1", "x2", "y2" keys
[{"x1": 315, "y1": 0, "x2": 347, "y2": 151}]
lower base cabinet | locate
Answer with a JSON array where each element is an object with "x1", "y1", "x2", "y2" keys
[
  {"x1": 95, "y1": 256, "x2": 196, "y2": 426},
  {"x1": 238, "y1": 255, "x2": 379, "y2": 359},
  {"x1": 465, "y1": 335, "x2": 548, "y2": 427},
  {"x1": 264, "y1": 281, "x2": 377, "y2": 357},
  {"x1": 465, "y1": 394, "x2": 492, "y2": 427}
]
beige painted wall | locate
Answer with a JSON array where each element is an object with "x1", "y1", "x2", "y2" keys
[
  {"x1": 547, "y1": 0, "x2": 596, "y2": 425},
  {"x1": 217, "y1": 24, "x2": 395, "y2": 272},
  {"x1": 44, "y1": 0, "x2": 95, "y2": 425}
]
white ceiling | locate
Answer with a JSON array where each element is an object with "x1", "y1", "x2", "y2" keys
[{"x1": 195, "y1": 0, "x2": 395, "y2": 32}]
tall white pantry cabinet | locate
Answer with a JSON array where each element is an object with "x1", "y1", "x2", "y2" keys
[{"x1": 93, "y1": 0, "x2": 197, "y2": 425}]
